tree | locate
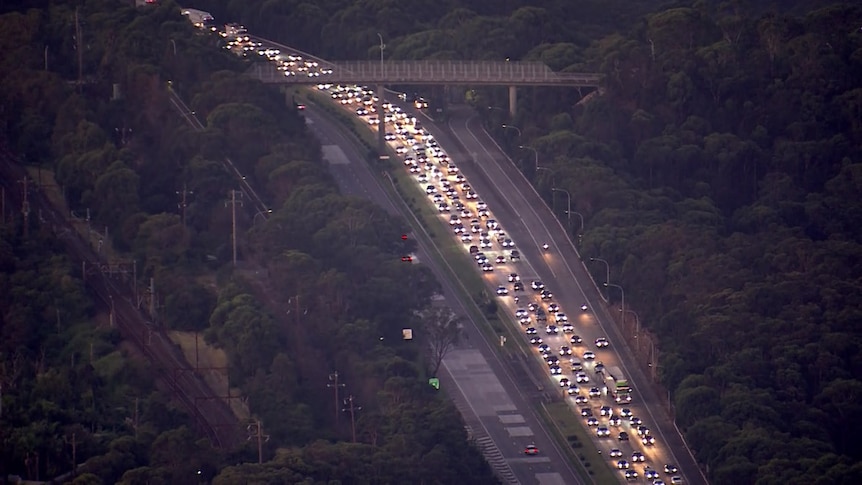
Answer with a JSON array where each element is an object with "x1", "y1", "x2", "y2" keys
[{"x1": 419, "y1": 307, "x2": 462, "y2": 376}]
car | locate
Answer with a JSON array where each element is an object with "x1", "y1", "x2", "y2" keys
[
  {"x1": 619, "y1": 432, "x2": 629, "y2": 441},
  {"x1": 452, "y1": 224, "x2": 467, "y2": 234},
  {"x1": 537, "y1": 343, "x2": 550, "y2": 353},
  {"x1": 546, "y1": 355, "x2": 560, "y2": 366},
  {"x1": 664, "y1": 464, "x2": 679, "y2": 475},
  {"x1": 620, "y1": 408, "x2": 633, "y2": 418},
  {"x1": 555, "y1": 313, "x2": 568, "y2": 322},
  {"x1": 617, "y1": 460, "x2": 630, "y2": 469},
  {"x1": 525, "y1": 327, "x2": 537, "y2": 335},
  {"x1": 486, "y1": 219, "x2": 499, "y2": 230},
  {"x1": 545, "y1": 325, "x2": 558, "y2": 334},
  {"x1": 510, "y1": 250, "x2": 521, "y2": 261},
  {"x1": 580, "y1": 407, "x2": 593, "y2": 417},
  {"x1": 479, "y1": 238, "x2": 492, "y2": 249},
  {"x1": 600, "y1": 405, "x2": 612, "y2": 416},
  {"x1": 567, "y1": 383, "x2": 579, "y2": 395},
  {"x1": 595, "y1": 337, "x2": 609, "y2": 348},
  {"x1": 630, "y1": 416, "x2": 643, "y2": 426},
  {"x1": 570, "y1": 335, "x2": 583, "y2": 344},
  {"x1": 540, "y1": 289, "x2": 553, "y2": 301},
  {"x1": 469, "y1": 245, "x2": 479, "y2": 254},
  {"x1": 513, "y1": 282, "x2": 524, "y2": 291},
  {"x1": 575, "y1": 372, "x2": 590, "y2": 383},
  {"x1": 645, "y1": 468, "x2": 660, "y2": 480},
  {"x1": 653, "y1": 481, "x2": 666, "y2": 485},
  {"x1": 459, "y1": 209, "x2": 472, "y2": 218},
  {"x1": 581, "y1": 303, "x2": 589, "y2": 311},
  {"x1": 549, "y1": 365, "x2": 562, "y2": 375},
  {"x1": 448, "y1": 214, "x2": 461, "y2": 225},
  {"x1": 561, "y1": 323, "x2": 574, "y2": 333},
  {"x1": 481, "y1": 263, "x2": 493, "y2": 272},
  {"x1": 588, "y1": 387, "x2": 601, "y2": 398},
  {"x1": 518, "y1": 316, "x2": 531, "y2": 325},
  {"x1": 671, "y1": 477, "x2": 683, "y2": 485},
  {"x1": 425, "y1": 185, "x2": 437, "y2": 194},
  {"x1": 437, "y1": 203, "x2": 450, "y2": 212},
  {"x1": 570, "y1": 358, "x2": 583, "y2": 371},
  {"x1": 502, "y1": 238, "x2": 515, "y2": 248},
  {"x1": 608, "y1": 415, "x2": 622, "y2": 426},
  {"x1": 637, "y1": 426, "x2": 651, "y2": 437},
  {"x1": 624, "y1": 470, "x2": 638, "y2": 481},
  {"x1": 524, "y1": 444, "x2": 539, "y2": 455},
  {"x1": 476, "y1": 201, "x2": 487, "y2": 210},
  {"x1": 559, "y1": 346, "x2": 572, "y2": 356},
  {"x1": 495, "y1": 255, "x2": 506, "y2": 264},
  {"x1": 460, "y1": 234, "x2": 473, "y2": 243},
  {"x1": 632, "y1": 452, "x2": 645, "y2": 462},
  {"x1": 586, "y1": 417, "x2": 599, "y2": 427},
  {"x1": 530, "y1": 336, "x2": 544, "y2": 345},
  {"x1": 609, "y1": 448, "x2": 623, "y2": 458},
  {"x1": 547, "y1": 303, "x2": 560, "y2": 313},
  {"x1": 531, "y1": 280, "x2": 545, "y2": 291},
  {"x1": 515, "y1": 308, "x2": 529, "y2": 318},
  {"x1": 465, "y1": 190, "x2": 478, "y2": 199},
  {"x1": 496, "y1": 286, "x2": 509, "y2": 296},
  {"x1": 400, "y1": 256, "x2": 413, "y2": 262},
  {"x1": 596, "y1": 426, "x2": 610, "y2": 437},
  {"x1": 474, "y1": 252, "x2": 487, "y2": 263},
  {"x1": 527, "y1": 302, "x2": 540, "y2": 312},
  {"x1": 574, "y1": 395, "x2": 588, "y2": 404},
  {"x1": 594, "y1": 362, "x2": 606, "y2": 373},
  {"x1": 642, "y1": 434, "x2": 656, "y2": 445},
  {"x1": 477, "y1": 208, "x2": 490, "y2": 217},
  {"x1": 558, "y1": 377, "x2": 569, "y2": 387},
  {"x1": 583, "y1": 351, "x2": 596, "y2": 360},
  {"x1": 508, "y1": 273, "x2": 520, "y2": 282}
]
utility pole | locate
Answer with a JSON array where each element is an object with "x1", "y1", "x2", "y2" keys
[
  {"x1": 246, "y1": 419, "x2": 269, "y2": 464},
  {"x1": 224, "y1": 190, "x2": 243, "y2": 266},
  {"x1": 19, "y1": 178, "x2": 30, "y2": 237},
  {"x1": 75, "y1": 7, "x2": 82, "y2": 92},
  {"x1": 342, "y1": 395, "x2": 361, "y2": 443},
  {"x1": 327, "y1": 371, "x2": 346, "y2": 424},
  {"x1": 177, "y1": 184, "x2": 193, "y2": 228}
]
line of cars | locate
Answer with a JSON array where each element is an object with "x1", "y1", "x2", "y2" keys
[{"x1": 223, "y1": 26, "x2": 684, "y2": 484}]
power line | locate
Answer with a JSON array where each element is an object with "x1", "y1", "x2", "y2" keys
[{"x1": 327, "y1": 371, "x2": 346, "y2": 425}]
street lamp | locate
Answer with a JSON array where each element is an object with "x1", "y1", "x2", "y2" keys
[
  {"x1": 551, "y1": 188, "x2": 572, "y2": 235},
  {"x1": 627, "y1": 309, "x2": 640, "y2": 351},
  {"x1": 589, "y1": 257, "x2": 610, "y2": 287},
  {"x1": 604, "y1": 282, "x2": 625, "y2": 318},
  {"x1": 254, "y1": 209, "x2": 273, "y2": 225},
  {"x1": 502, "y1": 124, "x2": 521, "y2": 137},
  {"x1": 519, "y1": 145, "x2": 538, "y2": 171},
  {"x1": 376, "y1": 33, "x2": 385, "y2": 72}
]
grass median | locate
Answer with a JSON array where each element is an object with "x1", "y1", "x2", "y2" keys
[{"x1": 542, "y1": 401, "x2": 618, "y2": 484}]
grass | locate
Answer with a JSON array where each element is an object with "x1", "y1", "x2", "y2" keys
[
  {"x1": 168, "y1": 330, "x2": 250, "y2": 421},
  {"x1": 542, "y1": 401, "x2": 618, "y2": 485}
]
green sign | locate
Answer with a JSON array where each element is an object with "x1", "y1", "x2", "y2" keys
[{"x1": 428, "y1": 377, "x2": 440, "y2": 390}]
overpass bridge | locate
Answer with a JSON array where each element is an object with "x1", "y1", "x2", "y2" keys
[{"x1": 245, "y1": 59, "x2": 602, "y2": 118}]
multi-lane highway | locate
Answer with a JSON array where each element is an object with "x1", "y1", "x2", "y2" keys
[{"x1": 302, "y1": 101, "x2": 582, "y2": 485}]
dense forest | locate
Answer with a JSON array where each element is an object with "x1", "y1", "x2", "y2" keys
[
  {"x1": 188, "y1": 0, "x2": 862, "y2": 484},
  {"x1": 0, "y1": 0, "x2": 497, "y2": 483}
]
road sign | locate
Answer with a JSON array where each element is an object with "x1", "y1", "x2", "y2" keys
[{"x1": 428, "y1": 377, "x2": 440, "y2": 390}]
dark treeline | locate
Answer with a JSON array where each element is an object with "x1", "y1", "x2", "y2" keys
[
  {"x1": 184, "y1": 0, "x2": 862, "y2": 484},
  {"x1": 0, "y1": 0, "x2": 497, "y2": 483}
]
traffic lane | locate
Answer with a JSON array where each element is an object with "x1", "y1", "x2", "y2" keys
[
  {"x1": 441, "y1": 110, "x2": 684, "y2": 476},
  {"x1": 453, "y1": 112, "x2": 703, "y2": 485},
  {"x1": 308, "y1": 103, "x2": 582, "y2": 484}
]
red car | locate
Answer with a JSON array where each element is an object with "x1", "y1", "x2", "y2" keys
[{"x1": 524, "y1": 444, "x2": 539, "y2": 455}]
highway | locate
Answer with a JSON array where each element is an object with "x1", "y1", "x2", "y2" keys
[
  {"x1": 302, "y1": 103, "x2": 583, "y2": 485},
  {"x1": 412, "y1": 106, "x2": 706, "y2": 485}
]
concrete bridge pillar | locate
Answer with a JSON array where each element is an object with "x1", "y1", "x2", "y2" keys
[
  {"x1": 508, "y1": 86, "x2": 517, "y2": 118},
  {"x1": 377, "y1": 84, "x2": 386, "y2": 159}
]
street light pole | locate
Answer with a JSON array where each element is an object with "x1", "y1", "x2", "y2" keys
[
  {"x1": 501, "y1": 124, "x2": 521, "y2": 137},
  {"x1": 590, "y1": 257, "x2": 610, "y2": 287},
  {"x1": 551, "y1": 188, "x2": 572, "y2": 235},
  {"x1": 627, "y1": 310, "x2": 640, "y2": 352},
  {"x1": 519, "y1": 145, "x2": 538, "y2": 172},
  {"x1": 605, "y1": 283, "x2": 625, "y2": 320}
]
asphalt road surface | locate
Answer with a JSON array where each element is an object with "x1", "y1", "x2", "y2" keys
[
  {"x1": 400, "y1": 105, "x2": 707, "y2": 485},
  {"x1": 302, "y1": 104, "x2": 584, "y2": 485}
]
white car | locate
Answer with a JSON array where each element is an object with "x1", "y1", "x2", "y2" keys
[
  {"x1": 465, "y1": 190, "x2": 478, "y2": 199},
  {"x1": 448, "y1": 215, "x2": 461, "y2": 225},
  {"x1": 495, "y1": 286, "x2": 509, "y2": 296},
  {"x1": 481, "y1": 263, "x2": 494, "y2": 272},
  {"x1": 561, "y1": 323, "x2": 574, "y2": 333},
  {"x1": 583, "y1": 351, "x2": 596, "y2": 360},
  {"x1": 555, "y1": 313, "x2": 568, "y2": 322},
  {"x1": 460, "y1": 234, "x2": 473, "y2": 243},
  {"x1": 596, "y1": 426, "x2": 610, "y2": 437},
  {"x1": 595, "y1": 337, "x2": 609, "y2": 348},
  {"x1": 502, "y1": 238, "x2": 515, "y2": 248},
  {"x1": 575, "y1": 372, "x2": 590, "y2": 383},
  {"x1": 531, "y1": 280, "x2": 545, "y2": 291},
  {"x1": 515, "y1": 308, "x2": 529, "y2": 318},
  {"x1": 545, "y1": 325, "x2": 558, "y2": 335},
  {"x1": 425, "y1": 185, "x2": 437, "y2": 194},
  {"x1": 508, "y1": 273, "x2": 520, "y2": 282}
]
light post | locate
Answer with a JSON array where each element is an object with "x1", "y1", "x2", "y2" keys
[
  {"x1": 501, "y1": 124, "x2": 521, "y2": 137},
  {"x1": 376, "y1": 33, "x2": 385, "y2": 72},
  {"x1": 519, "y1": 145, "x2": 538, "y2": 172},
  {"x1": 254, "y1": 209, "x2": 272, "y2": 225},
  {"x1": 627, "y1": 309, "x2": 640, "y2": 351},
  {"x1": 590, "y1": 257, "x2": 610, "y2": 287},
  {"x1": 551, "y1": 188, "x2": 572, "y2": 235},
  {"x1": 604, "y1": 283, "x2": 625, "y2": 320}
]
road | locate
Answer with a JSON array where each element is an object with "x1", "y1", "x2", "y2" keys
[
  {"x1": 0, "y1": 145, "x2": 241, "y2": 450},
  {"x1": 405, "y1": 105, "x2": 705, "y2": 485},
  {"x1": 302, "y1": 103, "x2": 583, "y2": 485}
]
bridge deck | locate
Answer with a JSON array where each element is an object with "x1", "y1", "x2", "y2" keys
[{"x1": 247, "y1": 60, "x2": 601, "y2": 87}]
